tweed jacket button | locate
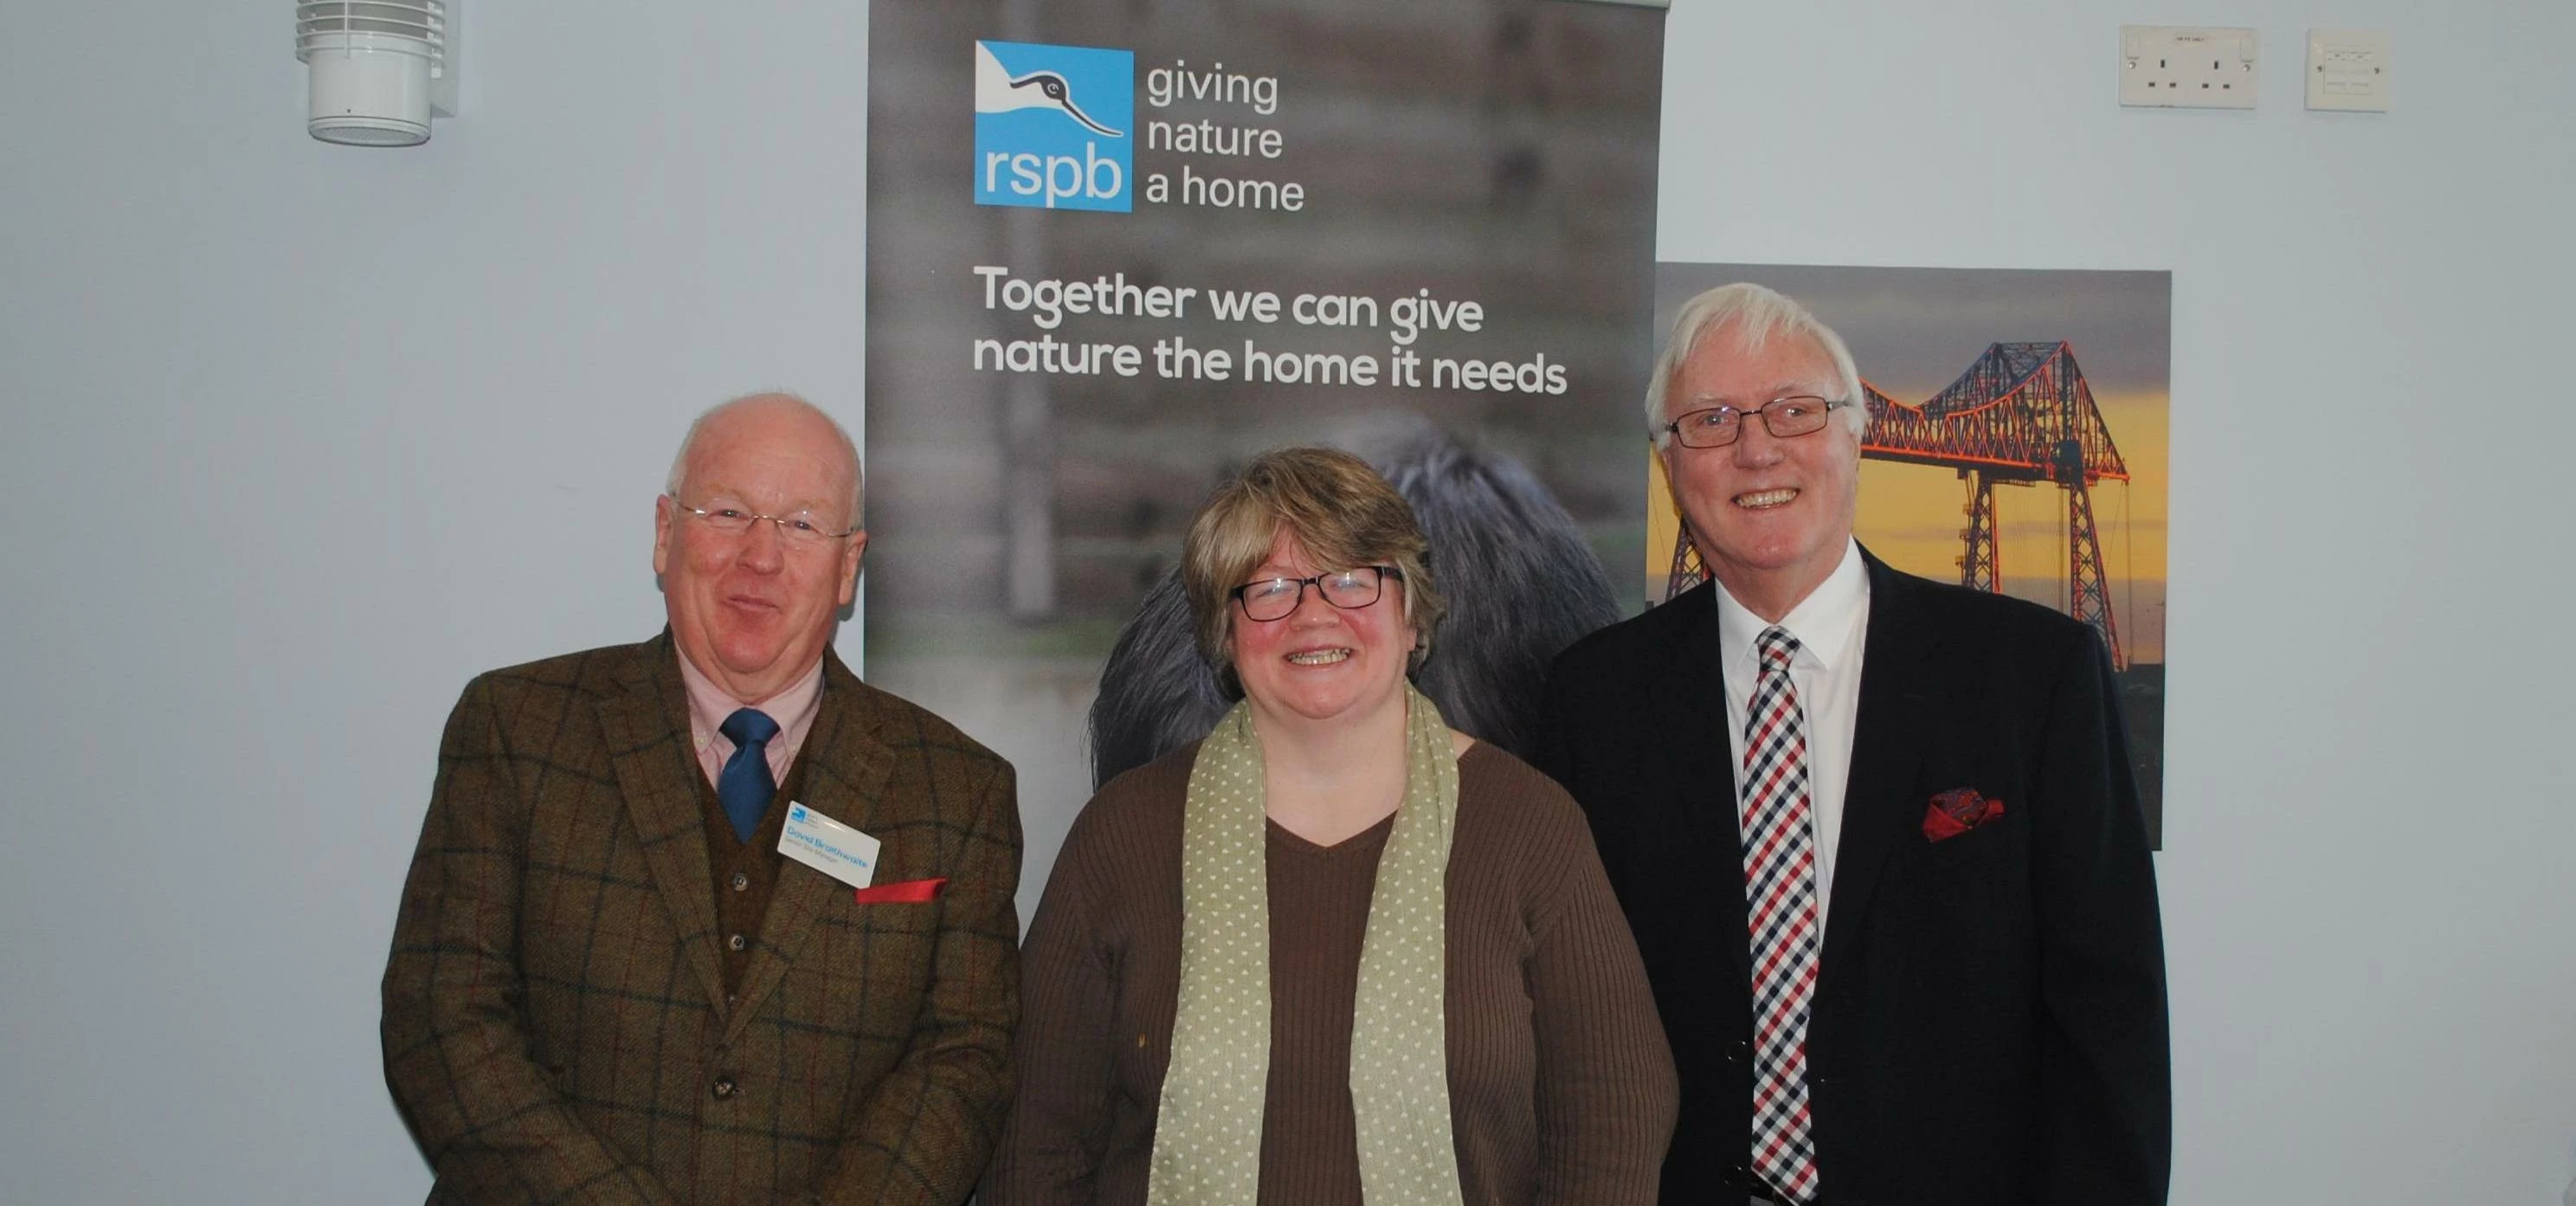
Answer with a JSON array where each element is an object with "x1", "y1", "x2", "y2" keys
[
  {"x1": 728, "y1": 932, "x2": 748, "y2": 951},
  {"x1": 731, "y1": 871, "x2": 750, "y2": 892},
  {"x1": 712, "y1": 1076, "x2": 737, "y2": 1100}
]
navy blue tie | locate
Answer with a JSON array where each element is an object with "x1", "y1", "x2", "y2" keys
[{"x1": 717, "y1": 708, "x2": 781, "y2": 842}]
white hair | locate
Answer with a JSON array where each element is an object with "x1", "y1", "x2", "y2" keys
[
  {"x1": 1644, "y1": 282, "x2": 1868, "y2": 448},
  {"x1": 665, "y1": 390, "x2": 865, "y2": 526}
]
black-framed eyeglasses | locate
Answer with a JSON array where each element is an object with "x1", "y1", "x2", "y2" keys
[
  {"x1": 667, "y1": 495, "x2": 860, "y2": 547},
  {"x1": 1662, "y1": 396, "x2": 1852, "y2": 448},
  {"x1": 1229, "y1": 565, "x2": 1401, "y2": 622}
]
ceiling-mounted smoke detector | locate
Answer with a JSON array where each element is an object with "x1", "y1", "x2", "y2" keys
[{"x1": 294, "y1": 1, "x2": 460, "y2": 146}]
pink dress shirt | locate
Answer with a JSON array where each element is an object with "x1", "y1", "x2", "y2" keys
[{"x1": 675, "y1": 652, "x2": 825, "y2": 791}]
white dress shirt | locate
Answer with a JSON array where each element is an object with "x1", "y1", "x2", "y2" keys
[{"x1": 1715, "y1": 539, "x2": 1871, "y2": 926}]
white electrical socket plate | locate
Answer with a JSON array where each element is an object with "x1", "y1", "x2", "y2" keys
[
  {"x1": 2120, "y1": 25, "x2": 2257, "y2": 109},
  {"x1": 2307, "y1": 28, "x2": 2390, "y2": 112}
]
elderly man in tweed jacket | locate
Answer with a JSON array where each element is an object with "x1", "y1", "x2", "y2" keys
[{"x1": 383, "y1": 393, "x2": 1021, "y2": 1205}]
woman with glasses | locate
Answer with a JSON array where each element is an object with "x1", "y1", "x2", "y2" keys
[{"x1": 985, "y1": 447, "x2": 1676, "y2": 1206}]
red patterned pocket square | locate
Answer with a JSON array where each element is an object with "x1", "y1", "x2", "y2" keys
[
  {"x1": 853, "y1": 877, "x2": 947, "y2": 904},
  {"x1": 1922, "y1": 788, "x2": 2006, "y2": 842}
]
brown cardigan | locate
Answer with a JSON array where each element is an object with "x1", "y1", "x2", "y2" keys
[{"x1": 984, "y1": 740, "x2": 1677, "y2": 1206}]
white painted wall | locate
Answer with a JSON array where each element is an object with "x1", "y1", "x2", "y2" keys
[
  {"x1": 1653, "y1": 3, "x2": 2576, "y2": 1201},
  {"x1": 3, "y1": 2, "x2": 2569, "y2": 1203}
]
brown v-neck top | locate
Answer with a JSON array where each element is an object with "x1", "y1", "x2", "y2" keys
[{"x1": 984, "y1": 740, "x2": 1678, "y2": 1206}]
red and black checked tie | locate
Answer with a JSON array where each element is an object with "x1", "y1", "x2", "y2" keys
[{"x1": 1742, "y1": 626, "x2": 1822, "y2": 1203}]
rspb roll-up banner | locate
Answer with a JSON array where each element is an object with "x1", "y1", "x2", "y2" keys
[{"x1": 863, "y1": 0, "x2": 1670, "y2": 912}]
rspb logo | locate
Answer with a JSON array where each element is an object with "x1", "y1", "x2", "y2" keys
[{"x1": 974, "y1": 40, "x2": 1133, "y2": 212}]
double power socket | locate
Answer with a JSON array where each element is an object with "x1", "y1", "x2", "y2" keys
[{"x1": 2121, "y1": 26, "x2": 2257, "y2": 109}]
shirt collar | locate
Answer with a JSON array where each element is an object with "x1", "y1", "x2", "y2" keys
[
  {"x1": 1714, "y1": 539, "x2": 1870, "y2": 674},
  {"x1": 676, "y1": 649, "x2": 826, "y2": 742}
]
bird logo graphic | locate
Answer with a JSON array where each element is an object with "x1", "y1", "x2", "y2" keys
[
  {"x1": 971, "y1": 40, "x2": 1135, "y2": 212},
  {"x1": 976, "y1": 41, "x2": 1124, "y2": 138}
]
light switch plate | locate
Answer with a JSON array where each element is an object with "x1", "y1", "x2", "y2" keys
[
  {"x1": 2120, "y1": 25, "x2": 2258, "y2": 109},
  {"x1": 2307, "y1": 29, "x2": 2391, "y2": 112}
]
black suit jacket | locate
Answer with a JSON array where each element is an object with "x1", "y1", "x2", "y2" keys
[{"x1": 1539, "y1": 552, "x2": 2167, "y2": 1206}]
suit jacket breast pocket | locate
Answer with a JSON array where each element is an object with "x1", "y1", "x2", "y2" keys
[
  {"x1": 1913, "y1": 779, "x2": 2021, "y2": 852},
  {"x1": 1895, "y1": 797, "x2": 2027, "y2": 906},
  {"x1": 1924, "y1": 808, "x2": 2018, "y2": 854}
]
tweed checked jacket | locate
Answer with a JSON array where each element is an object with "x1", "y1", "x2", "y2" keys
[{"x1": 383, "y1": 634, "x2": 1022, "y2": 1206}]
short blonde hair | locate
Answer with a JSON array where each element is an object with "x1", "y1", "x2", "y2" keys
[{"x1": 1182, "y1": 447, "x2": 1445, "y2": 694}]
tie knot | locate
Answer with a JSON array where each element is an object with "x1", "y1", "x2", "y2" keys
[
  {"x1": 720, "y1": 707, "x2": 780, "y2": 748},
  {"x1": 1755, "y1": 626, "x2": 1801, "y2": 674}
]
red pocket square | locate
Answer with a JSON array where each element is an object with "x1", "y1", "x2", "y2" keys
[
  {"x1": 1922, "y1": 788, "x2": 2005, "y2": 842},
  {"x1": 852, "y1": 877, "x2": 946, "y2": 904}
]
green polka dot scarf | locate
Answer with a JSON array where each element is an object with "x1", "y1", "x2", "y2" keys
[{"x1": 1147, "y1": 684, "x2": 1465, "y2": 1206}]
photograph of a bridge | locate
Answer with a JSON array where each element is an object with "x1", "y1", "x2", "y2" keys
[{"x1": 1650, "y1": 263, "x2": 2171, "y2": 842}]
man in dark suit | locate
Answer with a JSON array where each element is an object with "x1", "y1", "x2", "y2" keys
[
  {"x1": 1540, "y1": 285, "x2": 2167, "y2": 1206},
  {"x1": 383, "y1": 393, "x2": 1021, "y2": 1205}
]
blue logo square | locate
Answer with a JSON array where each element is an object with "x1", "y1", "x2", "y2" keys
[{"x1": 974, "y1": 41, "x2": 1134, "y2": 212}]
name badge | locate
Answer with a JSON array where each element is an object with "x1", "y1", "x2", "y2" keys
[{"x1": 777, "y1": 802, "x2": 880, "y2": 890}]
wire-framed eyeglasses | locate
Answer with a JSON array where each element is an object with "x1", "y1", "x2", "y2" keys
[
  {"x1": 1663, "y1": 396, "x2": 1852, "y2": 448},
  {"x1": 667, "y1": 496, "x2": 860, "y2": 547},
  {"x1": 1229, "y1": 566, "x2": 1401, "y2": 622}
]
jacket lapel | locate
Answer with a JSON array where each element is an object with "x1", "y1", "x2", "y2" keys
[
  {"x1": 1647, "y1": 583, "x2": 1752, "y2": 983},
  {"x1": 1818, "y1": 551, "x2": 1943, "y2": 994},
  {"x1": 724, "y1": 650, "x2": 895, "y2": 1047},
  {"x1": 596, "y1": 639, "x2": 729, "y2": 1016}
]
